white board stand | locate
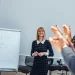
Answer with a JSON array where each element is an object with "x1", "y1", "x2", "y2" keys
[{"x1": 0, "y1": 28, "x2": 21, "y2": 74}]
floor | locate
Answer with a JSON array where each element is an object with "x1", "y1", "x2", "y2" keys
[{"x1": 0, "y1": 71, "x2": 71, "y2": 75}]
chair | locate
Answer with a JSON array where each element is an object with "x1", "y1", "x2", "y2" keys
[
  {"x1": 57, "y1": 59, "x2": 69, "y2": 75},
  {"x1": 25, "y1": 56, "x2": 34, "y2": 74},
  {"x1": 25, "y1": 56, "x2": 34, "y2": 67},
  {"x1": 48, "y1": 58, "x2": 54, "y2": 75},
  {"x1": 48, "y1": 58, "x2": 53, "y2": 65},
  {"x1": 18, "y1": 56, "x2": 34, "y2": 75},
  {"x1": 48, "y1": 59, "x2": 69, "y2": 75},
  {"x1": 18, "y1": 65, "x2": 30, "y2": 75}
]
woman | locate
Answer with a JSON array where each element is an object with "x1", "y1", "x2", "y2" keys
[{"x1": 30, "y1": 27, "x2": 54, "y2": 75}]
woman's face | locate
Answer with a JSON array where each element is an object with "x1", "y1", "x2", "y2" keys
[{"x1": 38, "y1": 29, "x2": 45, "y2": 37}]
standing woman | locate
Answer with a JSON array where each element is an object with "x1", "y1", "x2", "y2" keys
[{"x1": 30, "y1": 27, "x2": 54, "y2": 75}]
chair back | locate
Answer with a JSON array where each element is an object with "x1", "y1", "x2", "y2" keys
[{"x1": 25, "y1": 56, "x2": 34, "y2": 67}]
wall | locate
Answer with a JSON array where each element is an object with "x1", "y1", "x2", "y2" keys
[{"x1": 0, "y1": 0, "x2": 75, "y2": 65}]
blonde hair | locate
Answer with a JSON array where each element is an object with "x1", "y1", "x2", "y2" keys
[{"x1": 36, "y1": 27, "x2": 46, "y2": 40}]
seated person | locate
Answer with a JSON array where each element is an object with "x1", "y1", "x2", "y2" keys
[{"x1": 49, "y1": 24, "x2": 75, "y2": 75}]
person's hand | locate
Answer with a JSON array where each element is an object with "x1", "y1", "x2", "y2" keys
[
  {"x1": 63, "y1": 25, "x2": 73, "y2": 49},
  {"x1": 51, "y1": 24, "x2": 72, "y2": 42},
  {"x1": 51, "y1": 26, "x2": 62, "y2": 37},
  {"x1": 50, "y1": 26, "x2": 67, "y2": 51},
  {"x1": 33, "y1": 51, "x2": 38, "y2": 56},
  {"x1": 51, "y1": 25, "x2": 69, "y2": 46},
  {"x1": 49, "y1": 37, "x2": 66, "y2": 52},
  {"x1": 56, "y1": 25, "x2": 63, "y2": 35},
  {"x1": 63, "y1": 24, "x2": 72, "y2": 42},
  {"x1": 55, "y1": 24, "x2": 72, "y2": 46},
  {"x1": 38, "y1": 52, "x2": 45, "y2": 57},
  {"x1": 50, "y1": 25, "x2": 75, "y2": 52}
]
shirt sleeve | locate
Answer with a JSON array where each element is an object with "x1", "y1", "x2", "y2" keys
[
  {"x1": 31, "y1": 41, "x2": 35, "y2": 56},
  {"x1": 61, "y1": 46, "x2": 75, "y2": 74},
  {"x1": 45, "y1": 51, "x2": 49, "y2": 56},
  {"x1": 47, "y1": 40, "x2": 54, "y2": 56}
]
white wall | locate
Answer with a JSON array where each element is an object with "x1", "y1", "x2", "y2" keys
[{"x1": 0, "y1": 0, "x2": 75, "y2": 65}]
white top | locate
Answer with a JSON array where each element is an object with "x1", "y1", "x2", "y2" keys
[{"x1": 37, "y1": 40, "x2": 45, "y2": 44}]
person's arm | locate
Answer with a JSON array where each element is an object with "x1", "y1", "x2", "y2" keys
[
  {"x1": 47, "y1": 40, "x2": 54, "y2": 56},
  {"x1": 61, "y1": 46, "x2": 75, "y2": 74},
  {"x1": 31, "y1": 41, "x2": 35, "y2": 56}
]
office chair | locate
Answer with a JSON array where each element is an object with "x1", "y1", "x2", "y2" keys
[
  {"x1": 18, "y1": 56, "x2": 34, "y2": 75},
  {"x1": 48, "y1": 58, "x2": 54, "y2": 75},
  {"x1": 25, "y1": 56, "x2": 34, "y2": 67},
  {"x1": 18, "y1": 65, "x2": 30, "y2": 75},
  {"x1": 57, "y1": 59, "x2": 65, "y2": 75}
]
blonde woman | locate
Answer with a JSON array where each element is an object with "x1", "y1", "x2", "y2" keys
[{"x1": 30, "y1": 27, "x2": 54, "y2": 75}]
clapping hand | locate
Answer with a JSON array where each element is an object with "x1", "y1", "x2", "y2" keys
[
  {"x1": 49, "y1": 24, "x2": 75, "y2": 52},
  {"x1": 38, "y1": 52, "x2": 45, "y2": 57},
  {"x1": 33, "y1": 51, "x2": 38, "y2": 56}
]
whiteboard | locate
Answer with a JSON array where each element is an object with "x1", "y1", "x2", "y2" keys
[{"x1": 0, "y1": 28, "x2": 21, "y2": 71}]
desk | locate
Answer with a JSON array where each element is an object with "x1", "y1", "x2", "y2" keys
[
  {"x1": 48, "y1": 57, "x2": 63, "y2": 60},
  {"x1": 19, "y1": 54, "x2": 63, "y2": 60}
]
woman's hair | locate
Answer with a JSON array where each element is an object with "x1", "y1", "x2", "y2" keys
[
  {"x1": 71, "y1": 35, "x2": 75, "y2": 47},
  {"x1": 36, "y1": 27, "x2": 46, "y2": 40}
]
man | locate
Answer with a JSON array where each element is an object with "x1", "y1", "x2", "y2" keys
[{"x1": 49, "y1": 25, "x2": 75, "y2": 74}]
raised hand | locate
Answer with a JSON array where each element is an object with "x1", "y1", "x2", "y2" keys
[
  {"x1": 49, "y1": 36, "x2": 66, "y2": 52},
  {"x1": 63, "y1": 24, "x2": 72, "y2": 42},
  {"x1": 51, "y1": 26, "x2": 62, "y2": 38},
  {"x1": 49, "y1": 25, "x2": 68, "y2": 51},
  {"x1": 56, "y1": 25, "x2": 63, "y2": 35}
]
